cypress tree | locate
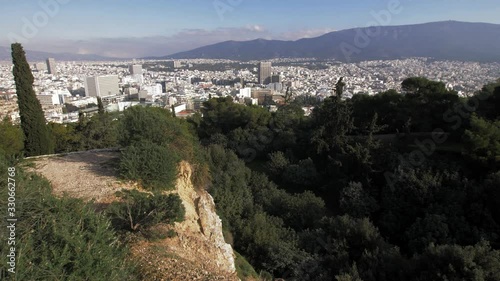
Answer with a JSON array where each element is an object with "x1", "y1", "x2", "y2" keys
[
  {"x1": 171, "y1": 105, "x2": 176, "y2": 118},
  {"x1": 97, "y1": 96, "x2": 105, "y2": 115},
  {"x1": 11, "y1": 43, "x2": 53, "y2": 156}
]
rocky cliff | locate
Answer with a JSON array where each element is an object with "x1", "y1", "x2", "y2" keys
[
  {"x1": 164, "y1": 161, "x2": 237, "y2": 277},
  {"x1": 130, "y1": 161, "x2": 239, "y2": 280}
]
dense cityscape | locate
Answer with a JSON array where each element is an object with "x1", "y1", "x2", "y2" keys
[{"x1": 1, "y1": 57, "x2": 499, "y2": 123}]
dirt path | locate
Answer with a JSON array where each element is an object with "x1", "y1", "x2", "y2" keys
[{"x1": 29, "y1": 150, "x2": 135, "y2": 203}]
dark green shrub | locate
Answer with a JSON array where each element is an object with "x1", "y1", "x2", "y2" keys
[
  {"x1": 235, "y1": 251, "x2": 260, "y2": 280},
  {"x1": 107, "y1": 190, "x2": 185, "y2": 232},
  {"x1": 0, "y1": 118, "x2": 24, "y2": 160},
  {"x1": 414, "y1": 241, "x2": 500, "y2": 281},
  {"x1": 119, "y1": 106, "x2": 196, "y2": 160},
  {"x1": 0, "y1": 164, "x2": 136, "y2": 280},
  {"x1": 120, "y1": 141, "x2": 179, "y2": 191}
]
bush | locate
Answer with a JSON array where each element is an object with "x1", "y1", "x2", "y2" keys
[
  {"x1": 107, "y1": 190, "x2": 185, "y2": 232},
  {"x1": 235, "y1": 251, "x2": 260, "y2": 280},
  {"x1": 414, "y1": 241, "x2": 500, "y2": 281},
  {"x1": 78, "y1": 112, "x2": 119, "y2": 150},
  {"x1": 463, "y1": 114, "x2": 500, "y2": 169},
  {"x1": 119, "y1": 106, "x2": 196, "y2": 160},
  {"x1": 267, "y1": 151, "x2": 289, "y2": 177},
  {"x1": 0, "y1": 118, "x2": 24, "y2": 159},
  {"x1": 251, "y1": 174, "x2": 326, "y2": 230},
  {"x1": 282, "y1": 158, "x2": 320, "y2": 186},
  {"x1": 340, "y1": 182, "x2": 379, "y2": 218},
  {"x1": 120, "y1": 141, "x2": 179, "y2": 191},
  {"x1": 0, "y1": 164, "x2": 136, "y2": 280},
  {"x1": 119, "y1": 106, "x2": 209, "y2": 190}
]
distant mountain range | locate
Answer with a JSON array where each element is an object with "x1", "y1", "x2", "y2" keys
[
  {"x1": 0, "y1": 46, "x2": 117, "y2": 62},
  {"x1": 164, "y1": 21, "x2": 500, "y2": 62},
  {"x1": 2, "y1": 21, "x2": 499, "y2": 63}
]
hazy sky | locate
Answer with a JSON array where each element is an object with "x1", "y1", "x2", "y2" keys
[{"x1": 1, "y1": 0, "x2": 499, "y2": 58}]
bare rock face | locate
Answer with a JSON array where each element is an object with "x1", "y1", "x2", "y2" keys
[
  {"x1": 169, "y1": 161, "x2": 238, "y2": 278},
  {"x1": 197, "y1": 189, "x2": 236, "y2": 271}
]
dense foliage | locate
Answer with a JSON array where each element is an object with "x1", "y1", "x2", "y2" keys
[
  {"x1": 2, "y1": 74, "x2": 499, "y2": 280},
  {"x1": 0, "y1": 155, "x2": 136, "y2": 280},
  {"x1": 192, "y1": 77, "x2": 500, "y2": 280},
  {"x1": 0, "y1": 117, "x2": 24, "y2": 159},
  {"x1": 118, "y1": 106, "x2": 210, "y2": 189},
  {"x1": 119, "y1": 141, "x2": 179, "y2": 191}
]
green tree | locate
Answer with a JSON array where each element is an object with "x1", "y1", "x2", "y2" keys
[
  {"x1": 463, "y1": 114, "x2": 500, "y2": 168},
  {"x1": 414, "y1": 241, "x2": 500, "y2": 281},
  {"x1": 171, "y1": 105, "x2": 176, "y2": 118},
  {"x1": 199, "y1": 97, "x2": 271, "y2": 138},
  {"x1": 0, "y1": 117, "x2": 24, "y2": 159},
  {"x1": 206, "y1": 145, "x2": 253, "y2": 229},
  {"x1": 252, "y1": 180, "x2": 326, "y2": 230},
  {"x1": 240, "y1": 212, "x2": 306, "y2": 276},
  {"x1": 335, "y1": 263, "x2": 363, "y2": 281},
  {"x1": 397, "y1": 77, "x2": 461, "y2": 132},
  {"x1": 379, "y1": 167, "x2": 487, "y2": 252},
  {"x1": 340, "y1": 182, "x2": 379, "y2": 218},
  {"x1": 311, "y1": 95, "x2": 379, "y2": 185},
  {"x1": 282, "y1": 158, "x2": 320, "y2": 187},
  {"x1": 473, "y1": 80, "x2": 500, "y2": 121},
  {"x1": 97, "y1": 96, "x2": 105, "y2": 115},
  {"x1": 48, "y1": 123, "x2": 82, "y2": 153},
  {"x1": 405, "y1": 214, "x2": 452, "y2": 254},
  {"x1": 335, "y1": 77, "x2": 346, "y2": 100},
  {"x1": 267, "y1": 151, "x2": 290, "y2": 177},
  {"x1": 402, "y1": 77, "x2": 448, "y2": 95},
  {"x1": 351, "y1": 91, "x2": 404, "y2": 134},
  {"x1": 78, "y1": 113, "x2": 119, "y2": 150},
  {"x1": 300, "y1": 216, "x2": 408, "y2": 281},
  {"x1": 311, "y1": 96, "x2": 354, "y2": 154},
  {"x1": 120, "y1": 106, "x2": 195, "y2": 159},
  {"x1": 11, "y1": 43, "x2": 53, "y2": 156}
]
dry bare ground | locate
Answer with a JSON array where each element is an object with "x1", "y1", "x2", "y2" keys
[
  {"x1": 28, "y1": 150, "x2": 136, "y2": 203},
  {"x1": 28, "y1": 150, "x2": 240, "y2": 281}
]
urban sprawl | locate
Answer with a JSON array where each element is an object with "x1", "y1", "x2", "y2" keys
[{"x1": 0, "y1": 57, "x2": 499, "y2": 123}]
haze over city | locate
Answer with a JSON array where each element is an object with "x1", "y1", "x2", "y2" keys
[{"x1": 2, "y1": 0, "x2": 500, "y2": 58}]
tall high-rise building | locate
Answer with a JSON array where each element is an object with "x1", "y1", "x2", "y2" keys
[
  {"x1": 258, "y1": 62, "x2": 272, "y2": 85},
  {"x1": 129, "y1": 64, "x2": 142, "y2": 75},
  {"x1": 129, "y1": 64, "x2": 143, "y2": 84},
  {"x1": 84, "y1": 75, "x2": 120, "y2": 97},
  {"x1": 167, "y1": 60, "x2": 182, "y2": 68},
  {"x1": 46, "y1": 58, "x2": 56, "y2": 74}
]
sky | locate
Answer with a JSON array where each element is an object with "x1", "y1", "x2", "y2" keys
[{"x1": 1, "y1": 0, "x2": 499, "y2": 58}]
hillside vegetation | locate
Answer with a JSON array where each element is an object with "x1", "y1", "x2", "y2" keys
[{"x1": 1, "y1": 77, "x2": 499, "y2": 280}]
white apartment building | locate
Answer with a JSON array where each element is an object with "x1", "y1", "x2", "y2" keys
[{"x1": 84, "y1": 75, "x2": 120, "y2": 97}]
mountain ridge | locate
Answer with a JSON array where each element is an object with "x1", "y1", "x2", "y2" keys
[
  {"x1": 2, "y1": 21, "x2": 499, "y2": 62},
  {"x1": 161, "y1": 21, "x2": 500, "y2": 62}
]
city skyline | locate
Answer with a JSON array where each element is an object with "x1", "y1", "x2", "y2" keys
[{"x1": 1, "y1": 0, "x2": 499, "y2": 58}]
